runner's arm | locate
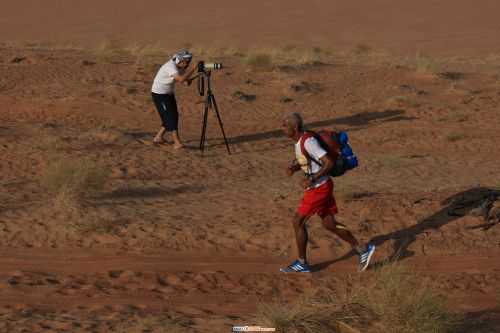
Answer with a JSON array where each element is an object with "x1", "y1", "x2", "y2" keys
[
  {"x1": 303, "y1": 137, "x2": 332, "y2": 181},
  {"x1": 302, "y1": 154, "x2": 333, "y2": 188},
  {"x1": 287, "y1": 159, "x2": 301, "y2": 176},
  {"x1": 310, "y1": 154, "x2": 333, "y2": 182}
]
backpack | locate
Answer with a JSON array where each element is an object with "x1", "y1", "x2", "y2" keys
[{"x1": 299, "y1": 130, "x2": 358, "y2": 177}]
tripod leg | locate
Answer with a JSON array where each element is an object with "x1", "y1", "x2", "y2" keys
[
  {"x1": 209, "y1": 94, "x2": 231, "y2": 155},
  {"x1": 199, "y1": 102, "x2": 209, "y2": 153}
]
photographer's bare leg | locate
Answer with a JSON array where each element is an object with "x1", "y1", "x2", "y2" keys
[
  {"x1": 153, "y1": 127, "x2": 167, "y2": 144},
  {"x1": 172, "y1": 130, "x2": 184, "y2": 149}
]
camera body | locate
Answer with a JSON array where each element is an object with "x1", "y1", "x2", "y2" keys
[{"x1": 197, "y1": 61, "x2": 223, "y2": 73}]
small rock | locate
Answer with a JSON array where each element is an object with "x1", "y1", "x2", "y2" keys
[
  {"x1": 126, "y1": 87, "x2": 138, "y2": 94},
  {"x1": 45, "y1": 278, "x2": 60, "y2": 285},
  {"x1": 82, "y1": 60, "x2": 96, "y2": 66},
  {"x1": 232, "y1": 90, "x2": 256, "y2": 102},
  {"x1": 10, "y1": 56, "x2": 27, "y2": 64},
  {"x1": 108, "y1": 270, "x2": 123, "y2": 278},
  {"x1": 157, "y1": 276, "x2": 168, "y2": 286},
  {"x1": 7, "y1": 278, "x2": 19, "y2": 286},
  {"x1": 290, "y1": 81, "x2": 321, "y2": 93},
  {"x1": 439, "y1": 72, "x2": 464, "y2": 81}
]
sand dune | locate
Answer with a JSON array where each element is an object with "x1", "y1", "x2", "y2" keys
[{"x1": 1, "y1": 1, "x2": 500, "y2": 54}]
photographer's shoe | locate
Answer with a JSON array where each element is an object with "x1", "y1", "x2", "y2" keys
[
  {"x1": 359, "y1": 244, "x2": 376, "y2": 272},
  {"x1": 280, "y1": 259, "x2": 311, "y2": 273}
]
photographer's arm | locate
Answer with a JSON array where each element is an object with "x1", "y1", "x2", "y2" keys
[{"x1": 174, "y1": 62, "x2": 199, "y2": 84}]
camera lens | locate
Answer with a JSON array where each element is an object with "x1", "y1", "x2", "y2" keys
[{"x1": 204, "y1": 63, "x2": 223, "y2": 70}]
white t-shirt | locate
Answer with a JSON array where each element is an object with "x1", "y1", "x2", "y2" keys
[
  {"x1": 295, "y1": 135, "x2": 329, "y2": 188},
  {"x1": 151, "y1": 59, "x2": 179, "y2": 94}
]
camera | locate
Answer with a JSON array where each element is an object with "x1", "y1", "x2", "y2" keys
[{"x1": 197, "y1": 61, "x2": 223, "y2": 72}]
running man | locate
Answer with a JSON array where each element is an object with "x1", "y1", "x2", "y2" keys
[{"x1": 280, "y1": 113, "x2": 375, "y2": 273}]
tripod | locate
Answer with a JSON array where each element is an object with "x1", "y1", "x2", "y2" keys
[{"x1": 197, "y1": 70, "x2": 231, "y2": 155}]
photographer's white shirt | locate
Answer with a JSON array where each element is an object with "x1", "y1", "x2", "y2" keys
[
  {"x1": 295, "y1": 136, "x2": 329, "y2": 188},
  {"x1": 152, "y1": 59, "x2": 179, "y2": 94}
]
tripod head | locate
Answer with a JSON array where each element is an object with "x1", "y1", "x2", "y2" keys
[
  {"x1": 197, "y1": 61, "x2": 223, "y2": 72},
  {"x1": 195, "y1": 61, "x2": 223, "y2": 96}
]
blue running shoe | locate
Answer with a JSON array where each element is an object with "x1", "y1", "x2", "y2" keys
[
  {"x1": 359, "y1": 244, "x2": 376, "y2": 272},
  {"x1": 280, "y1": 259, "x2": 311, "y2": 273}
]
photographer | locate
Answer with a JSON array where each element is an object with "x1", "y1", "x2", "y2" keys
[{"x1": 151, "y1": 50, "x2": 199, "y2": 149}]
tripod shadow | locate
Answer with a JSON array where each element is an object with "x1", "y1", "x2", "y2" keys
[
  {"x1": 310, "y1": 187, "x2": 499, "y2": 272},
  {"x1": 227, "y1": 109, "x2": 414, "y2": 145},
  {"x1": 370, "y1": 187, "x2": 499, "y2": 264}
]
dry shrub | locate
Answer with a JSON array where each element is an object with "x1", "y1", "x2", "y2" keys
[
  {"x1": 81, "y1": 128, "x2": 134, "y2": 145},
  {"x1": 243, "y1": 53, "x2": 274, "y2": 71},
  {"x1": 355, "y1": 264, "x2": 456, "y2": 333},
  {"x1": 93, "y1": 37, "x2": 130, "y2": 61},
  {"x1": 385, "y1": 95, "x2": 420, "y2": 108},
  {"x1": 33, "y1": 134, "x2": 64, "y2": 153},
  {"x1": 446, "y1": 133, "x2": 466, "y2": 142},
  {"x1": 279, "y1": 46, "x2": 324, "y2": 66},
  {"x1": 42, "y1": 158, "x2": 108, "y2": 195},
  {"x1": 242, "y1": 46, "x2": 330, "y2": 71},
  {"x1": 256, "y1": 297, "x2": 343, "y2": 333},
  {"x1": 353, "y1": 43, "x2": 372, "y2": 55},
  {"x1": 41, "y1": 158, "x2": 109, "y2": 215},
  {"x1": 257, "y1": 265, "x2": 456, "y2": 333},
  {"x1": 125, "y1": 42, "x2": 165, "y2": 64},
  {"x1": 413, "y1": 52, "x2": 438, "y2": 75}
]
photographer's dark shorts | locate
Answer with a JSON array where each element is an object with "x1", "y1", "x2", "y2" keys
[{"x1": 152, "y1": 93, "x2": 178, "y2": 131}]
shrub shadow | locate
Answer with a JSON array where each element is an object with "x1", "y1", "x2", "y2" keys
[
  {"x1": 455, "y1": 308, "x2": 500, "y2": 333},
  {"x1": 99, "y1": 184, "x2": 205, "y2": 201}
]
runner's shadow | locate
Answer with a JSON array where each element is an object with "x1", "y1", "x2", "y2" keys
[
  {"x1": 309, "y1": 249, "x2": 358, "y2": 272},
  {"x1": 369, "y1": 187, "x2": 500, "y2": 263},
  {"x1": 311, "y1": 187, "x2": 499, "y2": 272}
]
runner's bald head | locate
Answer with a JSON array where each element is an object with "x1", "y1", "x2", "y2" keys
[{"x1": 283, "y1": 112, "x2": 304, "y2": 131}]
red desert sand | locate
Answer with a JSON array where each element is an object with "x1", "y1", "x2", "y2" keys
[{"x1": 1, "y1": 1, "x2": 500, "y2": 332}]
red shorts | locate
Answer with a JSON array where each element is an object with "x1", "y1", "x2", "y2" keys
[{"x1": 297, "y1": 179, "x2": 338, "y2": 218}]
